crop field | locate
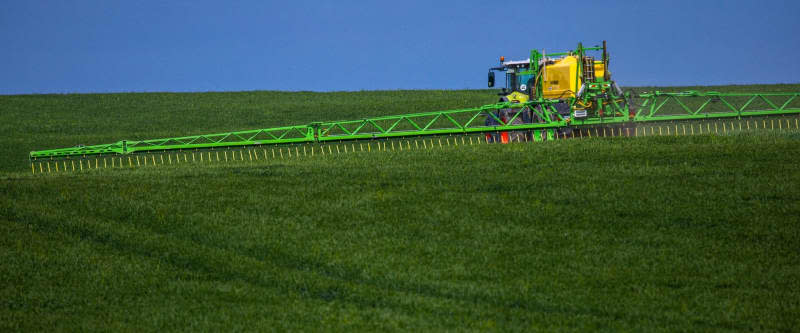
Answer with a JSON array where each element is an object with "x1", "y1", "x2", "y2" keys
[{"x1": 1, "y1": 85, "x2": 799, "y2": 331}]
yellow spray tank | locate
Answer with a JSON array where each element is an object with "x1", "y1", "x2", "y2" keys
[{"x1": 540, "y1": 56, "x2": 607, "y2": 100}]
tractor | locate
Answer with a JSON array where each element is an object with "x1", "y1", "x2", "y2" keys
[{"x1": 486, "y1": 41, "x2": 632, "y2": 142}]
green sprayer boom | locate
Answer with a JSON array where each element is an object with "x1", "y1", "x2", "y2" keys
[{"x1": 29, "y1": 41, "x2": 800, "y2": 168}]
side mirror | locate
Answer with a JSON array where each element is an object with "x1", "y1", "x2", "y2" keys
[{"x1": 488, "y1": 72, "x2": 495, "y2": 88}]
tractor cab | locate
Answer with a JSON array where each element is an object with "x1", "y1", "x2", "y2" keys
[{"x1": 488, "y1": 59, "x2": 533, "y2": 97}]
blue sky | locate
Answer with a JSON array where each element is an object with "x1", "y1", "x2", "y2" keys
[{"x1": 2, "y1": 0, "x2": 799, "y2": 94}]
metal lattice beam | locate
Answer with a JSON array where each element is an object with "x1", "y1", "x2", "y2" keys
[{"x1": 30, "y1": 92, "x2": 800, "y2": 160}]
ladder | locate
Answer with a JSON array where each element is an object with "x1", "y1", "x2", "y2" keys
[{"x1": 582, "y1": 57, "x2": 595, "y2": 82}]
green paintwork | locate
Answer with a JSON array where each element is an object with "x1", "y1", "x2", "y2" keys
[
  {"x1": 29, "y1": 91, "x2": 800, "y2": 160},
  {"x1": 29, "y1": 41, "x2": 800, "y2": 161}
]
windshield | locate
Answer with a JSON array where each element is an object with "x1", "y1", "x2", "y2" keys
[
  {"x1": 506, "y1": 72, "x2": 533, "y2": 93},
  {"x1": 517, "y1": 73, "x2": 532, "y2": 93}
]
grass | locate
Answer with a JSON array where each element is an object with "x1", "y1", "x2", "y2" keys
[{"x1": 1, "y1": 85, "x2": 800, "y2": 331}]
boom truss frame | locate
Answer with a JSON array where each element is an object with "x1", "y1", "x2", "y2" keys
[{"x1": 29, "y1": 91, "x2": 800, "y2": 160}]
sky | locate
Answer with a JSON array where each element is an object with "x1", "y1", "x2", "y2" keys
[{"x1": 1, "y1": 0, "x2": 799, "y2": 94}]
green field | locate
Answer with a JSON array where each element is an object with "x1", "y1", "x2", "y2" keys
[{"x1": 2, "y1": 85, "x2": 799, "y2": 331}]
